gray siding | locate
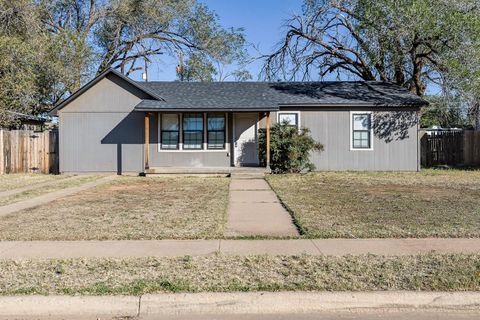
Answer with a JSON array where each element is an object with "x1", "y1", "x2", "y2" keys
[
  {"x1": 58, "y1": 72, "x2": 419, "y2": 172},
  {"x1": 270, "y1": 109, "x2": 419, "y2": 171},
  {"x1": 148, "y1": 113, "x2": 232, "y2": 167},
  {"x1": 60, "y1": 112, "x2": 144, "y2": 172},
  {"x1": 59, "y1": 74, "x2": 145, "y2": 173}
]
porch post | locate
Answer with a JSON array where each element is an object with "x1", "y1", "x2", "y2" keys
[
  {"x1": 266, "y1": 111, "x2": 271, "y2": 171},
  {"x1": 144, "y1": 112, "x2": 150, "y2": 170}
]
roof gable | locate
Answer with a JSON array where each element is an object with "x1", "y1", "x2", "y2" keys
[{"x1": 49, "y1": 69, "x2": 163, "y2": 115}]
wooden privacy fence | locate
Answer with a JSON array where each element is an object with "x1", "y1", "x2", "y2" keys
[
  {"x1": 0, "y1": 130, "x2": 59, "y2": 174},
  {"x1": 420, "y1": 130, "x2": 480, "y2": 167}
]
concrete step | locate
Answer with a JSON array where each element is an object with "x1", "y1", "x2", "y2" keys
[
  {"x1": 145, "y1": 167, "x2": 267, "y2": 177},
  {"x1": 230, "y1": 172, "x2": 265, "y2": 179},
  {"x1": 146, "y1": 167, "x2": 231, "y2": 175}
]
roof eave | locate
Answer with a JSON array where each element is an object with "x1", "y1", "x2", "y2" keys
[
  {"x1": 278, "y1": 102, "x2": 428, "y2": 108},
  {"x1": 134, "y1": 107, "x2": 280, "y2": 112}
]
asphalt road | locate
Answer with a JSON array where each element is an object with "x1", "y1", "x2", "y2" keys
[{"x1": 157, "y1": 310, "x2": 480, "y2": 320}]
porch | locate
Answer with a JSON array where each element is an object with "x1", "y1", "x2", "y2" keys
[{"x1": 141, "y1": 111, "x2": 272, "y2": 173}]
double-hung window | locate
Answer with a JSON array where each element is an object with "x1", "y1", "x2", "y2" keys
[
  {"x1": 207, "y1": 114, "x2": 225, "y2": 149},
  {"x1": 278, "y1": 112, "x2": 299, "y2": 129},
  {"x1": 183, "y1": 113, "x2": 203, "y2": 150},
  {"x1": 160, "y1": 114, "x2": 179, "y2": 149},
  {"x1": 351, "y1": 112, "x2": 372, "y2": 150}
]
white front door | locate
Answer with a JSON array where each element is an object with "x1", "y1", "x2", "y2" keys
[{"x1": 234, "y1": 113, "x2": 259, "y2": 166}]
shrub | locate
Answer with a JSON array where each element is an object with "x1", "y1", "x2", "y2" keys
[{"x1": 259, "y1": 122, "x2": 324, "y2": 173}]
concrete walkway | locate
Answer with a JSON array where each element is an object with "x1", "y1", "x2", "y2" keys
[
  {"x1": 226, "y1": 178, "x2": 299, "y2": 237},
  {"x1": 0, "y1": 238, "x2": 478, "y2": 259},
  {"x1": 0, "y1": 175, "x2": 115, "y2": 217}
]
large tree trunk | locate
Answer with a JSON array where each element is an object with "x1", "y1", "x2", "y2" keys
[{"x1": 472, "y1": 100, "x2": 480, "y2": 130}]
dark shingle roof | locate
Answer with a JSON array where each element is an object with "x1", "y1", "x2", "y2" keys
[
  {"x1": 134, "y1": 81, "x2": 427, "y2": 111},
  {"x1": 51, "y1": 69, "x2": 428, "y2": 115}
]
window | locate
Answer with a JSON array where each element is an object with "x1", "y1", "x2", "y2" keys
[
  {"x1": 278, "y1": 112, "x2": 299, "y2": 128},
  {"x1": 207, "y1": 114, "x2": 225, "y2": 149},
  {"x1": 183, "y1": 113, "x2": 203, "y2": 149},
  {"x1": 160, "y1": 114, "x2": 179, "y2": 149},
  {"x1": 351, "y1": 112, "x2": 372, "y2": 149}
]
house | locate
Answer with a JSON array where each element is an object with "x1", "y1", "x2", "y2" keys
[
  {"x1": 50, "y1": 69, "x2": 427, "y2": 174},
  {"x1": 3, "y1": 111, "x2": 49, "y2": 131}
]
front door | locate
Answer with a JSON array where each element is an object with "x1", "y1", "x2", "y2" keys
[{"x1": 234, "y1": 113, "x2": 259, "y2": 166}]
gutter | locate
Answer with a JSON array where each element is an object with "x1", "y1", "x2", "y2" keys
[{"x1": 134, "y1": 108, "x2": 280, "y2": 112}]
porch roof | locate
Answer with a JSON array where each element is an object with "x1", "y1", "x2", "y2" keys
[
  {"x1": 134, "y1": 99, "x2": 279, "y2": 112},
  {"x1": 134, "y1": 81, "x2": 428, "y2": 112}
]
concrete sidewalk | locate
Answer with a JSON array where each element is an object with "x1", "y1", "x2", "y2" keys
[
  {"x1": 226, "y1": 178, "x2": 299, "y2": 237},
  {"x1": 0, "y1": 292, "x2": 479, "y2": 318},
  {"x1": 0, "y1": 238, "x2": 478, "y2": 259},
  {"x1": 0, "y1": 175, "x2": 115, "y2": 217}
]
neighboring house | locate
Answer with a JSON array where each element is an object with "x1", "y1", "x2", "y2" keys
[
  {"x1": 2, "y1": 111, "x2": 48, "y2": 131},
  {"x1": 50, "y1": 69, "x2": 427, "y2": 174}
]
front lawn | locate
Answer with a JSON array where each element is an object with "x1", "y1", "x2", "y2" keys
[
  {"x1": 0, "y1": 174, "x2": 61, "y2": 192},
  {"x1": 267, "y1": 170, "x2": 480, "y2": 238},
  {"x1": 1, "y1": 253, "x2": 478, "y2": 295},
  {"x1": 0, "y1": 175, "x2": 102, "y2": 206},
  {"x1": 0, "y1": 176, "x2": 229, "y2": 240}
]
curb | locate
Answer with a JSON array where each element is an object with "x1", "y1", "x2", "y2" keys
[
  {"x1": 0, "y1": 292, "x2": 479, "y2": 317},
  {"x1": 0, "y1": 295, "x2": 139, "y2": 317}
]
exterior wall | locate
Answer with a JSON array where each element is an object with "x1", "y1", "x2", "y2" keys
[
  {"x1": 148, "y1": 112, "x2": 233, "y2": 167},
  {"x1": 59, "y1": 74, "x2": 147, "y2": 173},
  {"x1": 269, "y1": 108, "x2": 420, "y2": 171},
  {"x1": 58, "y1": 73, "x2": 420, "y2": 173}
]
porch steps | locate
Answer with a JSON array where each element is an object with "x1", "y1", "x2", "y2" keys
[
  {"x1": 229, "y1": 172, "x2": 266, "y2": 179},
  {"x1": 145, "y1": 167, "x2": 266, "y2": 177}
]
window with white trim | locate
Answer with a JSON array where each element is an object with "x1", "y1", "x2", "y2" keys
[
  {"x1": 351, "y1": 112, "x2": 372, "y2": 149},
  {"x1": 158, "y1": 113, "x2": 228, "y2": 152},
  {"x1": 207, "y1": 114, "x2": 225, "y2": 149},
  {"x1": 160, "y1": 114, "x2": 179, "y2": 149},
  {"x1": 183, "y1": 113, "x2": 204, "y2": 150},
  {"x1": 277, "y1": 112, "x2": 299, "y2": 129}
]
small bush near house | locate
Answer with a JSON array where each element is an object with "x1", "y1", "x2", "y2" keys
[{"x1": 259, "y1": 122, "x2": 323, "y2": 173}]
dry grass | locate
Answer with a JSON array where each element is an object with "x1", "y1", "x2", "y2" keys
[
  {"x1": 267, "y1": 170, "x2": 480, "y2": 238},
  {"x1": 0, "y1": 174, "x2": 61, "y2": 192},
  {"x1": 0, "y1": 253, "x2": 478, "y2": 295},
  {"x1": 0, "y1": 176, "x2": 229, "y2": 240},
  {"x1": 0, "y1": 175, "x2": 102, "y2": 206}
]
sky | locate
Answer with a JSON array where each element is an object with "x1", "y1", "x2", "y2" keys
[{"x1": 130, "y1": 0, "x2": 303, "y2": 82}]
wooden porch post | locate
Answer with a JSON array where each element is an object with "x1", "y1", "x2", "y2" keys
[
  {"x1": 266, "y1": 111, "x2": 271, "y2": 171},
  {"x1": 144, "y1": 112, "x2": 150, "y2": 170}
]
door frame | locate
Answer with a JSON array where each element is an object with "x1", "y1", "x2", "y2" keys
[{"x1": 232, "y1": 112, "x2": 260, "y2": 167}]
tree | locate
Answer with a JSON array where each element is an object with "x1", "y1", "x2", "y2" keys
[
  {"x1": 0, "y1": 0, "x2": 248, "y2": 126},
  {"x1": 0, "y1": 0, "x2": 57, "y2": 127},
  {"x1": 420, "y1": 96, "x2": 468, "y2": 128},
  {"x1": 177, "y1": 26, "x2": 251, "y2": 82},
  {"x1": 263, "y1": 0, "x2": 480, "y2": 97},
  {"x1": 39, "y1": 0, "x2": 247, "y2": 92},
  {"x1": 0, "y1": 37, "x2": 37, "y2": 127},
  {"x1": 441, "y1": 19, "x2": 480, "y2": 129}
]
